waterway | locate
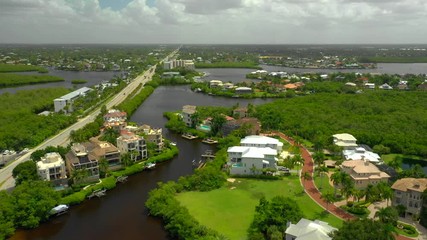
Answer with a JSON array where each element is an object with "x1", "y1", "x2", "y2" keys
[
  {"x1": 12, "y1": 85, "x2": 272, "y2": 240},
  {"x1": 0, "y1": 69, "x2": 119, "y2": 95}
]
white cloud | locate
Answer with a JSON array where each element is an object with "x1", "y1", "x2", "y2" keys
[{"x1": 0, "y1": 0, "x2": 425, "y2": 44}]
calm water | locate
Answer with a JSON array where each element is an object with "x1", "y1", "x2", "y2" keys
[
  {"x1": 261, "y1": 63, "x2": 427, "y2": 74},
  {"x1": 12, "y1": 85, "x2": 272, "y2": 240},
  {"x1": 0, "y1": 69, "x2": 118, "y2": 94}
]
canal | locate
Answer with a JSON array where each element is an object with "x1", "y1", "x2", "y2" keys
[{"x1": 12, "y1": 84, "x2": 272, "y2": 240}]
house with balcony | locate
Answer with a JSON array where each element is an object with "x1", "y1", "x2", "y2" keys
[
  {"x1": 138, "y1": 124, "x2": 164, "y2": 152},
  {"x1": 182, "y1": 105, "x2": 197, "y2": 127},
  {"x1": 88, "y1": 138, "x2": 121, "y2": 171},
  {"x1": 340, "y1": 159, "x2": 390, "y2": 189},
  {"x1": 36, "y1": 152, "x2": 67, "y2": 186},
  {"x1": 65, "y1": 143, "x2": 100, "y2": 183},
  {"x1": 117, "y1": 130, "x2": 147, "y2": 161},
  {"x1": 333, "y1": 133, "x2": 358, "y2": 150},
  {"x1": 227, "y1": 146, "x2": 278, "y2": 175},
  {"x1": 392, "y1": 178, "x2": 427, "y2": 217}
]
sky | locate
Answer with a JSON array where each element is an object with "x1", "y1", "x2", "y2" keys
[{"x1": 0, "y1": 0, "x2": 426, "y2": 44}]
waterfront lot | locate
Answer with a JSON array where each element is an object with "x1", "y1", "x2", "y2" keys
[{"x1": 176, "y1": 176, "x2": 342, "y2": 240}]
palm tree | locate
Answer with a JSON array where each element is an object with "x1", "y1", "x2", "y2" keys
[
  {"x1": 71, "y1": 168, "x2": 89, "y2": 184},
  {"x1": 330, "y1": 171, "x2": 343, "y2": 196},
  {"x1": 377, "y1": 182, "x2": 393, "y2": 206},
  {"x1": 316, "y1": 165, "x2": 329, "y2": 189},
  {"x1": 313, "y1": 151, "x2": 325, "y2": 167},
  {"x1": 99, "y1": 157, "x2": 109, "y2": 178},
  {"x1": 352, "y1": 188, "x2": 365, "y2": 202},
  {"x1": 292, "y1": 154, "x2": 304, "y2": 176},
  {"x1": 365, "y1": 184, "x2": 376, "y2": 202},
  {"x1": 322, "y1": 193, "x2": 335, "y2": 211},
  {"x1": 375, "y1": 207, "x2": 398, "y2": 225}
]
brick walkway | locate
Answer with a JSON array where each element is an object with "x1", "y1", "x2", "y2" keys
[{"x1": 266, "y1": 131, "x2": 415, "y2": 240}]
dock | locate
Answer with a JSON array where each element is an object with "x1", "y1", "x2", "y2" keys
[
  {"x1": 202, "y1": 138, "x2": 218, "y2": 144},
  {"x1": 201, "y1": 150, "x2": 215, "y2": 160},
  {"x1": 117, "y1": 176, "x2": 128, "y2": 183},
  {"x1": 182, "y1": 133, "x2": 198, "y2": 140},
  {"x1": 87, "y1": 189, "x2": 107, "y2": 199}
]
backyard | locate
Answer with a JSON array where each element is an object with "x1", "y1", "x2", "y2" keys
[{"x1": 176, "y1": 176, "x2": 342, "y2": 240}]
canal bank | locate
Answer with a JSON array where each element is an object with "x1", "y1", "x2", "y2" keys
[{"x1": 12, "y1": 84, "x2": 273, "y2": 240}]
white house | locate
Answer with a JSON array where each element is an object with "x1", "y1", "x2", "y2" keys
[
  {"x1": 209, "y1": 80, "x2": 223, "y2": 88},
  {"x1": 342, "y1": 147, "x2": 381, "y2": 163},
  {"x1": 240, "y1": 135, "x2": 283, "y2": 151},
  {"x1": 227, "y1": 146, "x2": 278, "y2": 175},
  {"x1": 364, "y1": 83, "x2": 375, "y2": 89},
  {"x1": 182, "y1": 105, "x2": 197, "y2": 127},
  {"x1": 36, "y1": 152, "x2": 67, "y2": 181},
  {"x1": 54, "y1": 87, "x2": 92, "y2": 113},
  {"x1": 332, "y1": 133, "x2": 358, "y2": 150},
  {"x1": 117, "y1": 130, "x2": 147, "y2": 161},
  {"x1": 285, "y1": 218, "x2": 337, "y2": 240},
  {"x1": 379, "y1": 83, "x2": 393, "y2": 90}
]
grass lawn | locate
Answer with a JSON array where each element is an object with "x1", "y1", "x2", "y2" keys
[
  {"x1": 314, "y1": 173, "x2": 335, "y2": 195},
  {"x1": 176, "y1": 176, "x2": 342, "y2": 240}
]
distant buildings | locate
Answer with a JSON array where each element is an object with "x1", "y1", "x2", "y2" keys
[
  {"x1": 54, "y1": 87, "x2": 92, "y2": 113},
  {"x1": 163, "y1": 59, "x2": 195, "y2": 70},
  {"x1": 285, "y1": 218, "x2": 337, "y2": 240},
  {"x1": 340, "y1": 159, "x2": 390, "y2": 189},
  {"x1": 392, "y1": 178, "x2": 427, "y2": 217}
]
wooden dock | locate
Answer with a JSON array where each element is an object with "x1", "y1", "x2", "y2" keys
[
  {"x1": 117, "y1": 176, "x2": 128, "y2": 183},
  {"x1": 87, "y1": 189, "x2": 107, "y2": 199},
  {"x1": 201, "y1": 150, "x2": 215, "y2": 160}
]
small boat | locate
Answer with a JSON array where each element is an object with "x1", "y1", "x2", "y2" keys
[
  {"x1": 202, "y1": 138, "x2": 218, "y2": 144},
  {"x1": 50, "y1": 204, "x2": 69, "y2": 216},
  {"x1": 146, "y1": 162, "x2": 156, "y2": 169},
  {"x1": 170, "y1": 142, "x2": 177, "y2": 146}
]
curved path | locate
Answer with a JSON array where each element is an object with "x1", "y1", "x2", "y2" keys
[
  {"x1": 266, "y1": 131, "x2": 356, "y2": 220},
  {"x1": 267, "y1": 131, "x2": 414, "y2": 240}
]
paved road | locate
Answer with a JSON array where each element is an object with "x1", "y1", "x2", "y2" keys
[{"x1": 0, "y1": 49, "x2": 178, "y2": 191}]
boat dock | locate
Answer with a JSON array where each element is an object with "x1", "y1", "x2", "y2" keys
[
  {"x1": 201, "y1": 150, "x2": 215, "y2": 160},
  {"x1": 117, "y1": 176, "x2": 128, "y2": 183},
  {"x1": 202, "y1": 138, "x2": 218, "y2": 144},
  {"x1": 87, "y1": 189, "x2": 107, "y2": 199},
  {"x1": 182, "y1": 133, "x2": 198, "y2": 140}
]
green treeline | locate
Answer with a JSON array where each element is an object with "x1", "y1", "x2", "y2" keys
[
  {"x1": 195, "y1": 61, "x2": 261, "y2": 69},
  {"x1": 117, "y1": 85, "x2": 155, "y2": 116},
  {"x1": 0, "y1": 64, "x2": 48, "y2": 73},
  {"x1": 0, "y1": 73, "x2": 63, "y2": 88},
  {"x1": 361, "y1": 57, "x2": 427, "y2": 63},
  {"x1": 0, "y1": 88, "x2": 76, "y2": 150},
  {"x1": 255, "y1": 91, "x2": 427, "y2": 156}
]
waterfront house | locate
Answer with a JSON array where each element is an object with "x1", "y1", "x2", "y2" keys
[
  {"x1": 379, "y1": 83, "x2": 393, "y2": 90},
  {"x1": 235, "y1": 87, "x2": 252, "y2": 94},
  {"x1": 88, "y1": 138, "x2": 122, "y2": 171},
  {"x1": 227, "y1": 146, "x2": 278, "y2": 175},
  {"x1": 37, "y1": 152, "x2": 68, "y2": 186},
  {"x1": 285, "y1": 218, "x2": 337, "y2": 240},
  {"x1": 182, "y1": 105, "x2": 197, "y2": 127},
  {"x1": 138, "y1": 124, "x2": 164, "y2": 152},
  {"x1": 117, "y1": 130, "x2": 147, "y2": 161},
  {"x1": 340, "y1": 159, "x2": 390, "y2": 189},
  {"x1": 209, "y1": 80, "x2": 223, "y2": 88},
  {"x1": 66, "y1": 143, "x2": 100, "y2": 183},
  {"x1": 391, "y1": 178, "x2": 427, "y2": 217},
  {"x1": 364, "y1": 83, "x2": 375, "y2": 89}
]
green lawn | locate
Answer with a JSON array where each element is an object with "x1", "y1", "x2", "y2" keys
[
  {"x1": 176, "y1": 176, "x2": 342, "y2": 240},
  {"x1": 314, "y1": 173, "x2": 335, "y2": 195}
]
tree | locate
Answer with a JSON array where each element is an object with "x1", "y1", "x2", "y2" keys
[
  {"x1": 313, "y1": 151, "x2": 325, "y2": 167},
  {"x1": 11, "y1": 181, "x2": 60, "y2": 228},
  {"x1": 99, "y1": 157, "x2": 109, "y2": 178},
  {"x1": 377, "y1": 182, "x2": 393, "y2": 206},
  {"x1": 331, "y1": 218, "x2": 395, "y2": 240},
  {"x1": 0, "y1": 191, "x2": 15, "y2": 239},
  {"x1": 375, "y1": 207, "x2": 398, "y2": 226},
  {"x1": 388, "y1": 155, "x2": 402, "y2": 170},
  {"x1": 322, "y1": 193, "x2": 335, "y2": 211},
  {"x1": 71, "y1": 168, "x2": 89, "y2": 184},
  {"x1": 210, "y1": 113, "x2": 226, "y2": 136},
  {"x1": 419, "y1": 190, "x2": 427, "y2": 227},
  {"x1": 292, "y1": 154, "x2": 304, "y2": 176},
  {"x1": 12, "y1": 161, "x2": 40, "y2": 185}
]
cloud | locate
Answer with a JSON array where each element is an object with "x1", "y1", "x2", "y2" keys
[{"x1": 0, "y1": 0, "x2": 426, "y2": 44}]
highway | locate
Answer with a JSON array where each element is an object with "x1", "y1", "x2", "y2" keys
[{"x1": 0, "y1": 49, "x2": 178, "y2": 190}]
